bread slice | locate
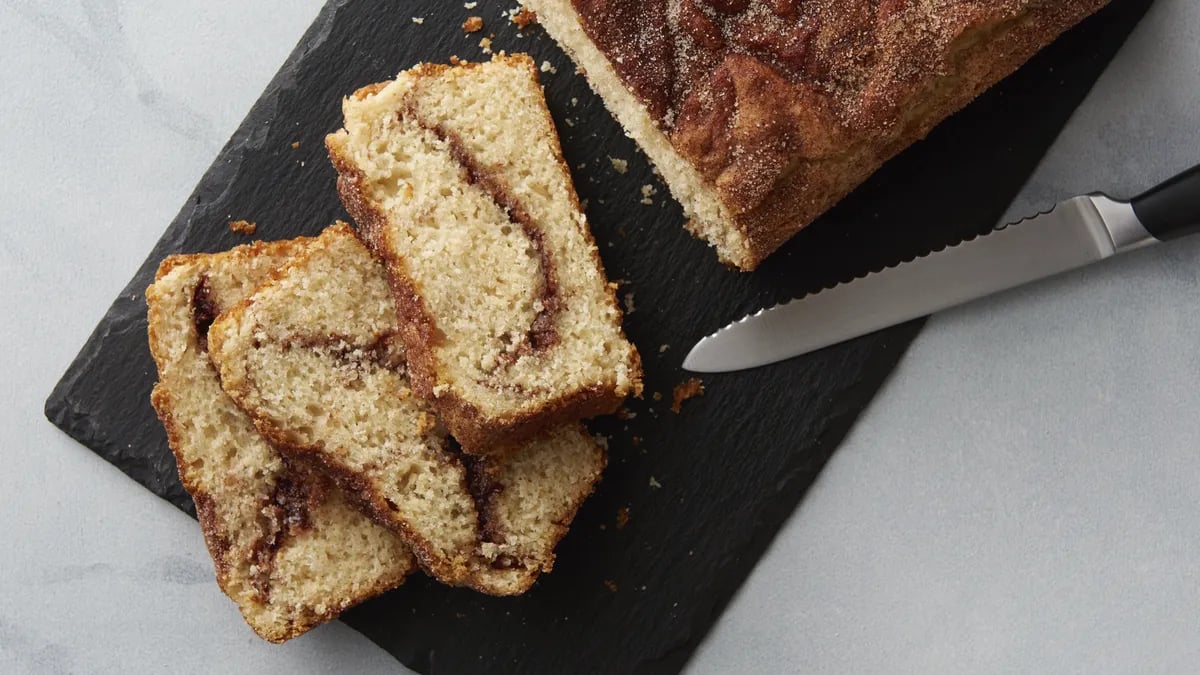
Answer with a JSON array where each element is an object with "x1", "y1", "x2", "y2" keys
[
  {"x1": 326, "y1": 54, "x2": 641, "y2": 454},
  {"x1": 146, "y1": 239, "x2": 415, "y2": 643},
  {"x1": 523, "y1": 0, "x2": 1108, "y2": 270},
  {"x1": 207, "y1": 223, "x2": 606, "y2": 595}
]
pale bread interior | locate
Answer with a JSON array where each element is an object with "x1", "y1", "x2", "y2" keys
[
  {"x1": 146, "y1": 241, "x2": 413, "y2": 643},
  {"x1": 328, "y1": 54, "x2": 639, "y2": 423},
  {"x1": 207, "y1": 224, "x2": 605, "y2": 595},
  {"x1": 521, "y1": 0, "x2": 751, "y2": 267}
]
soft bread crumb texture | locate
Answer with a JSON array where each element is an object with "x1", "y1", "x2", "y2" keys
[
  {"x1": 145, "y1": 239, "x2": 413, "y2": 643},
  {"x1": 522, "y1": 0, "x2": 748, "y2": 264},
  {"x1": 207, "y1": 224, "x2": 605, "y2": 595},
  {"x1": 327, "y1": 54, "x2": 641, "y2": 452}
]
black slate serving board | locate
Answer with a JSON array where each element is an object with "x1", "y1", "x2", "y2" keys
[{"x1": 46, "y1": 1, "x2": 1149, "y2": 673}]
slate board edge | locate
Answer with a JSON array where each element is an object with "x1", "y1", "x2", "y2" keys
[
  {"x1": 43, "y1": 0, "x2": 354, "y2": 484},
  {"x1": 40, "y1": 1, "x2": 1151, "y2": 673}
]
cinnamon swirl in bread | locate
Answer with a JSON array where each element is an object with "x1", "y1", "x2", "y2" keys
[
  {"x1": 326, "y1": 54, "x2": 641, "y2": 454},
  {"x1": 146, "y1": 239, "x2": 414, "y2": 643},
  {"x1": 207, "y1": 223, "x2": 606, "y2": 595}
]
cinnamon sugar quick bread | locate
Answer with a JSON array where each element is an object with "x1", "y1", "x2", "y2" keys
[
  {"x1": 524, "y1": 0, "x2": 1109, "y2": 269},
  {"x1": 146, "y1": 239, "x2": 415, "y2": 643},
  {"x1": 208, "y1": 224, "x2": 606, "y2": 595},
  {"x1": 326, "y1": 54, "x2": 641, "y2": 455}
]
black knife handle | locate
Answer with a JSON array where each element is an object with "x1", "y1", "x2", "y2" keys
[{"x1": 1131, "y1": 163, "x2": 1200, "y2": 241}]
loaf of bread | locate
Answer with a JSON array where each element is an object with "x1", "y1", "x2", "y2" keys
[
  {"x1": 524, "y1": 0, "x2": 1109, "y2": 269},
  {"x1": 208, "y1": 223, "x2": 606, "y2": 595},
  {"x1": 146, "y1": 239, "x2": 415, "y2": 643},
  {"x1": 326, "y1": 54, "x2": 641, "y2": 454}
]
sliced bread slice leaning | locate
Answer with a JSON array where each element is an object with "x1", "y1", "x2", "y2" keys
[
  {"x1": 326, "y1": 53, "x2": 641, "y2": 454},
  {"x1": 146, "y1": 238, "x2": 414, "y2": 643},
  {"x1": 207, "y1": 223, "x2": 606, "y2": 595}
]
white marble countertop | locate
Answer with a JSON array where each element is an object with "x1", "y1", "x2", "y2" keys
[{"x1": 3, "y1": 1, "x2": 1198, "y2": 673}]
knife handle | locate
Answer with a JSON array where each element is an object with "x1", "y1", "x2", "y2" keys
[{"x1": 1131, "y1": 163, "x2": 1200, "y2": 241}]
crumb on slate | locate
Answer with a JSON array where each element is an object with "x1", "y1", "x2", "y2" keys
[
  {"x1": 616, "y1": 507, "x2": 630, "y2": 530},
  {"x1": 623, "y1": 291, "x2": 635, "y2": 315},
  {"x1": 641, "y1": 184, "x2": 657, "y2": 205},
  {"x1": 671, "y1": 378, "x2": 704, "y2": 413},
  {"x1": 228, "y1": 220, "x2": 256, "y2": 236},
  {"x1": 411, "y1": 16, "x2": 425, "y2": 24},
  {"x1": 463, "y1": 16, "x2": 484, "y2": 32},
  {"x1": 609, "y1": 156, "x2": 628, "y2": 174},
  {"x1": 659, "y1": 344, "x2": 670, "y2": 353},
  {"x1": 631, "y1": 436, "x2": 642, "y2": 446},
  {"x1": 540, "y1": 60, "x2": 557, "y2": 74},
  {"x1": 652, "y1": 391, "x2": 663, "y2": 402},
  {"x1": 479, "y1": 37, "x2": 493, "y2": 54},
  {"x1": 464, "y1": 1, "x2": 478, "y2": 7},
  {"x1": 649, "y1": 476, "x2": 662, "y2": 489},
  {"x1": 512, "y1": 7, "x2": 538, "y2": 27},
  {"x1": 604, "y1": 579, "x2": 618, "y2": 593},
  {"x1": 290, "y1": 141, "x2": 300, "y2": 150},
  {"x1": 616, "y1": 407, "x2": 636, "y2": 421}
]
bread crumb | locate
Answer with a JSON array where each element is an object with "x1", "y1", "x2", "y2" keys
[
  {"x1": 570, "y1": 97, "x2": 579, "y2": 106},
  {"x1": 540, "y1": 60, "x2": 557, "y2": 74},
  {"x1": 228, "y1": 220, "x2": 257, "y2": 236},
  {"x1": 616, "y1": 408, "x2": 636, "y2": 421},
  {"x1": 479, "y1": 37, "x2": 493, "y2": 54},
  {"x1": 658, "y1": 344, "x2": 669, "y2": 353},
  {"x1": 616, "y1": 507, "x2": 630, "y2": 530},
  {"x1": 449, "y1": 55, "x2": 466, "y2": 66},
  {"x1": 416, "y1": 411, "x2": 437, "y2": 435},
  {"x1": 564, "y1": 118, "x2": 575, "y2": 127},
  {"x1": 671, "y1": 378, "x2": 704, "y2": 413},
  {"x1": 290, "y1": 141, "x2": 300, "y2": 150},
  {"x1": 652, "y1": 391, "x2": 662, "y2": 401},
  {"x1": 462, "y1": 16, "x2": 483, "y2": 32},
  {"x1": 593, "y1": 434, "x2": 609, "y2": 450},
  {"x1": 649, "y1": 476, "x2": 662, "y2": 489},
  {"x1": 411, "y1": 16, "x2": 425, "y2": 24},
  {"x1": 464, "y1": 1, "x2": 477, "y2": 7},
  {"x1": 609, "y1": 156, "x2": 628, "y2": 174},
  {"x1": 512, "y1": 7, "x2": 538, "y2": 27},
  {"x1": 604, "y1": 579, "x2": 618, "y2": 592},
  {"x1": 631, "y1": 436, "x2": 642, "y2": 446},
  {"x1": 623, "y1": 292, "x2": 635, "y2": 315},
  {"x1": 640, "y1": 184, "x2": 657, "y2": 205}
]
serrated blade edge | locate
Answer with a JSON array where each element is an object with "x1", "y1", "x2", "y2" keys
[{"x1": 683, "y1": 196, "x2": 1120, "y2": 373}]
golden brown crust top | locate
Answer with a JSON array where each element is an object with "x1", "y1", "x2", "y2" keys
[{"x1": 569, "y1": 0, "x2": 1108, "y2": 265}]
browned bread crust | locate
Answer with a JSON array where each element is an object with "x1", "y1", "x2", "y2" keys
[
  {"x1": 146, "y1": 239, "x2": 414, "y2": 642},
  {"x1": 526, "y1": 0, "x2": 1110, "y2": 269},
  {"x1": 326, "y1": 54, "x2": 642, "y2": 454}
]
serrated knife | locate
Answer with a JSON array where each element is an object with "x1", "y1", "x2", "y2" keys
[{"x1": 684, "y1": 163, "x2": 1200, "y2": 373}]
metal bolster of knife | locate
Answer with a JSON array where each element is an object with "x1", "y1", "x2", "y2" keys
[{"x1": 1088, "y1": 194, "x2": 1156, "y2": 253}]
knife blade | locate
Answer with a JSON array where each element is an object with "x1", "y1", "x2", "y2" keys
[{"x1": 684, "y1": 163, "x2": 1200, "y2": 373}]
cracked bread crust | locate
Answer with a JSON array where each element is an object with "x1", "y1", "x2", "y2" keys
[
  {"x1": 326, "y1": 54, "x2": 642, "y2": 455},
  {"x1": 526, "y1": 0, "x2": 1109, "y2": 269},
  {"x1": 146, "y1": 239, "x2": 415, "y2": 643}
]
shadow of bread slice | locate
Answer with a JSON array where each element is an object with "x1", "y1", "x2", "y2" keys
[
  {"x1": 207, "y1": 223, "x2": 606, "y2": 595},
  {"x1": 326, "y1": 53, "x2": 642, "y2": 454},
  {"x1": 146, "y1": 238, "x2": 415, "y2": 643}
]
